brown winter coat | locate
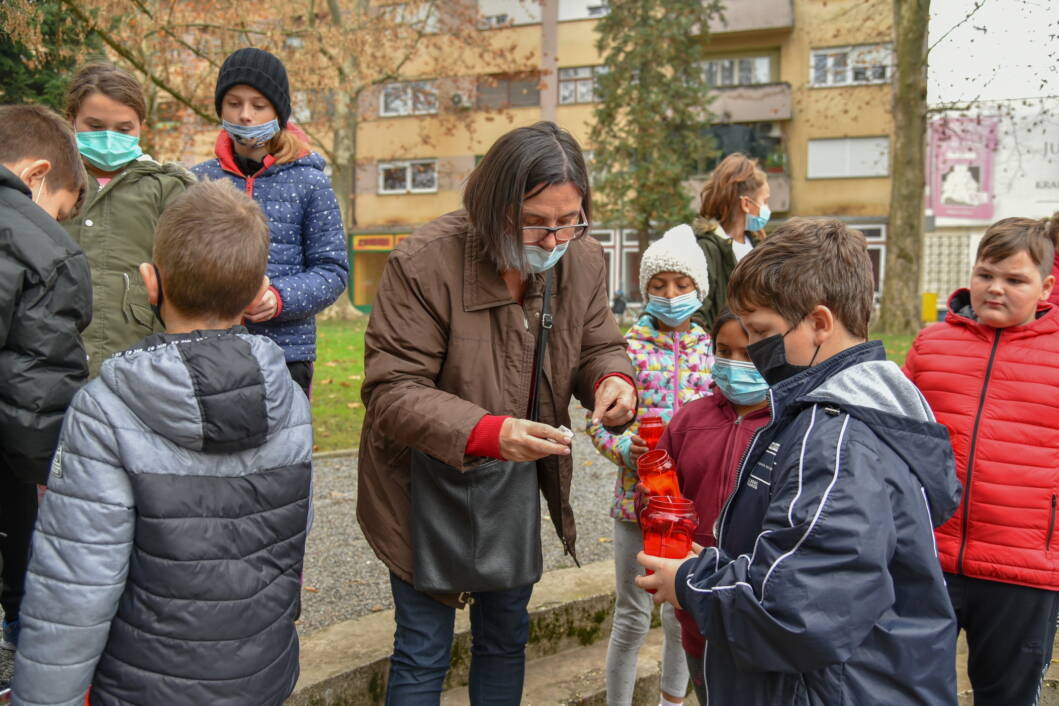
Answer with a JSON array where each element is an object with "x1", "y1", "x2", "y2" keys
[{"x1": 357, "y1": 210, "x2": 633, "y2": 594}]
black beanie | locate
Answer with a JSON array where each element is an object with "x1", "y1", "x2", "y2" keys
[{"x1": 214, "y1": 48, "x2": 291, "y2": 127}]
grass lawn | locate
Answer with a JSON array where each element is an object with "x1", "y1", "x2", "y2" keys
[
  {"x1": 310, "y1": 319, "x2": 918, "y2": 451},
  {"x1": 311, "y1": 318, "x2": 368, "y2": 452}
]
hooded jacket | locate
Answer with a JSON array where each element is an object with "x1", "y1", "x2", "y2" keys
[
  {"x1": 357, "y1": 210, "x2": 633, "y2": 593},
  {"x1": 12, "y1": 328, "x2": 312, "y2": 706},
  {"x1": 905, "y1": 289, "x2": 1059, "y2": 590},
  {"x1": 63, "y1": 156, "x2": 194, "y2": 377},
  {"x1": 0, "y1": 165, "x2": 92, "y2": 484},
  {"x1": 662, "y1": 387, "x2": 770, "y2": 658},
  {"x1": 675, "y1": 341, "x2": 962, "y2": 706},
  {"x1": 586, "y1": 314, "x2": 713, "y2": 521},
  {"x1": 192, "y1": 129, "x2": 350, "y2": 363}
]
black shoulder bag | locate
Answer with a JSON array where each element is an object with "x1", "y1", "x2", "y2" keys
[{"x1": 409, "y1": 270, "x2": 554, "y2": 594}]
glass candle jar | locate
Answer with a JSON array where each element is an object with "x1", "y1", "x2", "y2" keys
[
  {"x1": 638, "y1": 416, "x2": 665, "y2": 451},
  {"x1": 637, "y1": 449, "x2": 682, "y2": 499}
]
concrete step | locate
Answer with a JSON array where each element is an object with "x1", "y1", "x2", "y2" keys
[
  {"x1": 288, "y1": 560, "x2": 618, "y2": 705},
  {"x1": 440, "y1": 627, "x2": 677, "y2": 706}
]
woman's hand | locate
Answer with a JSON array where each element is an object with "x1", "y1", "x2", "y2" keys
[
  {"x1": 499, "y1": 418, "x2": 572, "y2": 462},
  {"x1": 592, "y1": 376, "x2": 637, "y2": 428}
]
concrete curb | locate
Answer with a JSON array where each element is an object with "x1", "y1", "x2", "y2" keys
[{"x1": 288, "y1": 560, "x2": 618, "y2": 705}]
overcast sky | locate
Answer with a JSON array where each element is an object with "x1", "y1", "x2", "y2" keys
[{"x1": 928, "y1": 0, "x2": 1058, "y2": 105}]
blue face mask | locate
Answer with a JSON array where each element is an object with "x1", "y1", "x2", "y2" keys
[
  {"x1": 76, "y1": 130, "x2": 143, "y2": 172},
  {"x1": 712, "y1": 357, "x2": 769, "y2": 406},
  {"x1": 222, "y1": 118, "x2": 280, "y2": 148},
  {"x1": 524, "y1": 242, "x2": 568, "y2": 273},
  {"x1": 746, "y1": 203, "x2": 771, "y2": 232},
  {"x1": 645, "y1": 292, "x2": 701, "y2": 327}
]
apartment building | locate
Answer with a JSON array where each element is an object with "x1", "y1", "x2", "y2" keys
[{"x1": 225, "y1": 0, "x2": 900, "y2": 311}]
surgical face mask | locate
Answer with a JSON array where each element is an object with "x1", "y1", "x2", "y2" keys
[
  {"x1": 524, "y1": 242, "x2": 568, "y2": 273},
  {"x1": 746, "y1": 203, "x2": 771, "y2": 232},
  {"x1": 222, "y1": 118, "x2": 280, "y2": 148},
  {"x1": 76, "y1": 130, "x2": 143, "y2": 172},
  {"x1": 746, "y1": 325, "x2": 821, "y2": 386},
  {"x1": 712, "y1": 357, "x2": 769, "y2": 406},
  {"x1": 645, "y1": 292, "x2": 702, "y2": 328}
]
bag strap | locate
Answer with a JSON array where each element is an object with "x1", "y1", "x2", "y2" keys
[{"x1": 528, "y1": 269, "x2": 554, "y2": 422}]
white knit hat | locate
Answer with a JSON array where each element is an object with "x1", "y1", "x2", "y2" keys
[{"x1": 639, "y1": 224, "x2": 710, "y2": 302}]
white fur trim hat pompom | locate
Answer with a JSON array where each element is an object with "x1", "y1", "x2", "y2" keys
[{"x1": 638, "y1": 224, "x2": 710, "y2": 303}]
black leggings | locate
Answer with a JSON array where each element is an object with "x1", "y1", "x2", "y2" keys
[{"x1": 287, "y1": 361, "x2": 313, "y2": 400}]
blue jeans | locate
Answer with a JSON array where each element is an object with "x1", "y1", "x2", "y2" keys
[{"x1": 385, "y1": 573, "x2": 534, "y2": 705}]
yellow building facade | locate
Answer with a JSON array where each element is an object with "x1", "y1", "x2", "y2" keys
[{"x1": 344, "y1": 0, "x2": 897, "y2": 310}]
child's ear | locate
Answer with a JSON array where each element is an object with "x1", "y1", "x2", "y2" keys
[
  {"x1": 1042, "y1": 274, "x2": 1056, "y2": 303},
  {"x1": 808, "y1": 305, "x2": 836, "y2": 346},
  {"x1": 139, "y1": 263, "x2": 159, "y2": 305},
  {"x1": 19, "y1": 159, "x2": 51, "y2": 191}
]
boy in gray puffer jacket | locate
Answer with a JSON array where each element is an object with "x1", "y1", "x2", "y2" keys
[{"x1": 12, "y1": 179, "x2": 313, "y2": 706}]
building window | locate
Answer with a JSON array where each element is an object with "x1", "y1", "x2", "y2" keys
[
  {"x1": 807, "y1": 136, "x2": 890, "y2": 179},
  {"x1": 558, "y1": 66, "x2": 607, "y2": 104},
  {"x1": 477, "y1": 74, "x2": 540, "y2": 109},
  {"x1": 704, "y1": 56, "x2": 771, "y2": 87},
  {"x1": 378, "y1": 160, "x2": 438, "y2": 194},
  {"x1": 693, "y1": 123, "x2": 782, "y2": 176},
  {"x1": 380, "y1": 81, "x2": 439, "y2": 117},
  {"x1": 810, "y1": 44, "x2": 892, "y2": 87},
  {"x1": 478, "y1": 0, "x2": 541, "y2": 26},
  {"x1": 853, "y1": 225, "x2": 887, "y2": 297}
]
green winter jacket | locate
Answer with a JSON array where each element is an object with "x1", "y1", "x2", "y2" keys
[
  {"x1": 691, "y1": 216, "x2": 739, "y2": 332},
  {"x1": 63, "y1": 156, "x2": 194, "y2": 376}
]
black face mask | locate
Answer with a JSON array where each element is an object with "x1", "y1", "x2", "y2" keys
[
  {"x1": 151, "y1": 264, "x2": 166, "y2": 329},
  {"x1": 747, "y1": 326, "x2": 821, "y2": 387}
]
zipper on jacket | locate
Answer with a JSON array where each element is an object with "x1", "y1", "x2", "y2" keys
[
  {"x1": 672, "y1": 335, "x2": 683, "y2": 414},
  {"x1": 956, "y1": 328, "x2": 1002, "y2": 574},
  {"x1": 715, "y1": 389, "x2": 777, "y2": 546},
  {"x1": 1048, "y1": 494, "x2": 1057, "y2": 551}
]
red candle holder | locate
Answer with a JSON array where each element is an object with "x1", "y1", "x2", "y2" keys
[
  {"x1": 640, "y1": 495, "x2": 698, "y2": 592},
  {"x1": 637, "y1": 449, "x2": 682, "y2": 499},
  {"x1": 638, "y1": 416, "x2": 665, "y2": 451}
]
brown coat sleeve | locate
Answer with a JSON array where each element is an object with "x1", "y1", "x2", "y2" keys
[
  {"x1": 361, "y1": 249, "x2": 488, "y2": 469},
  {"x1": 571, "y1": 245, "x2": 635, "y2": 413}
]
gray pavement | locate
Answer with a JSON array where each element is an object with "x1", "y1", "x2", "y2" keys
[{"x1": 298, "y1": 422, "x2": 620, "y2": 635}]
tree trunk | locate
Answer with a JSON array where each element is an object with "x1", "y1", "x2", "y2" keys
[{"x1": 878, "y1": 0, "x2": 930, "y2": 335}]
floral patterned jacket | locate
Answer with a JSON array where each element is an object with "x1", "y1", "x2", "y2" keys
[{"x1": 586, "y1": 314, "x2": 714, "y2": 521}]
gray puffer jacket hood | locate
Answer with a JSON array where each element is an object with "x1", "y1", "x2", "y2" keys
[{"x1": 13, "y1": 328, "x2": 313, "y2": 706}]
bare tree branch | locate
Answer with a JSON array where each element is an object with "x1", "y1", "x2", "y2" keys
[
  {"x1": 58, "y1": 0, "x2": 219, "y2": 124},
  {"x1": 929, "y1": 0, "x2": 987, "y2": 53}
]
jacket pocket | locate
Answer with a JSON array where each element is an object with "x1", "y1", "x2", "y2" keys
[
  {"x1": 1047, "y1": 494, "x2": 1056, "y2": 551},
  {"x1": 122, "y1": 272, "x2": 158, "y2": 332}
]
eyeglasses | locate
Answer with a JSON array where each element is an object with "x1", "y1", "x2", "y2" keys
[{"x1": 521, "y1": 219, "x2": 590, "y2": 246}]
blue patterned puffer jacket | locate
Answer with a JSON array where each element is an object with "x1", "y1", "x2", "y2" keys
[{"x1": 192, "y1": 128, "x2": 349, "y2": 362}]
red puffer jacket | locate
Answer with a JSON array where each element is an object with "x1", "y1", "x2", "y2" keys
[{"x1": 904, "y1": 289, "x2": 1059, "y2": 590}]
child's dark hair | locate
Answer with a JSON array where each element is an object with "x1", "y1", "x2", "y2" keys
[
  {"x1": 710, "y1": 308, "x2": 742, "y2": 345},
  {"x1": 976, "y1": 213, "x2": 1059, "y2": 279},
  {"x1": 65, "y1": 63, "x2": 147, "y2": 122},
  {"x1": 153, "y1": 180, "x2": 269, "y2": 319},
  {"x1": 0, "y1": 104, "x2": 86, "y2": 206},
  {"x1": 727, "y1": 218, "x2": 874, "y2": 339}
]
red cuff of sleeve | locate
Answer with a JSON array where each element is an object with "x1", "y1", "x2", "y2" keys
[
  {"x1": 269, "y1": 285, "x2": 284, "y2": 319},
  {"x1": 465, "y1": 414, "x2": 510, "y2": 460},
  {"x1": 594, "y1": 372, "x2": 635, "y2": 391}
]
